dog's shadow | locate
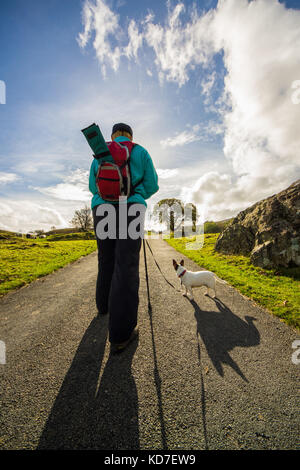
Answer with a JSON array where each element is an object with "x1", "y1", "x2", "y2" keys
[{"x1": 189, "y1": 296, "x2": 260, "y2": 382}]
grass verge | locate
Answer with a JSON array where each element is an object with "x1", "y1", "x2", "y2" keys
[
  {"x1": 0, "y1": 236, "x2": 97, "y2": 296},
  {"x1": 165, "y1": 234, "x2": 300, "y2": 330}
]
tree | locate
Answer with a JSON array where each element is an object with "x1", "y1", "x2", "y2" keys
[
  {"x1": 70, "y1": 205, "x2": 93, "y2": 232},
  {"x1": 155, "y1": 198, "x2": 184, "y2": 232},
  {"x1": 155, "y1": 198, "x2": 197, "y2": 235}
]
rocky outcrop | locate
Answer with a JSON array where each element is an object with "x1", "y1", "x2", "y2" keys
[{"x1": 215, "y1": 180, "x2": 300, "y2": 268}]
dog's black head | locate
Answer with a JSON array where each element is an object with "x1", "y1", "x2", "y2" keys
[{"x1": 172, "y1": 259, "x2": 184, "y2": 271}]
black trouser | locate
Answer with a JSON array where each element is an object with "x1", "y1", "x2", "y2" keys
[{"x1": 92, "y1": 203, "x2": 144, "y2": 344}]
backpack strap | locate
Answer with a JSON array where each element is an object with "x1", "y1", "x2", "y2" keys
[
  {"x1": 120, "y1": 143, "x2": 144, "y2": 195},
  {"x1": 93, "y1": 150, "x2": 111, "y2": 160}
]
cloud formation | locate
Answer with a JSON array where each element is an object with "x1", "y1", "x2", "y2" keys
[
  {"x1": 33, "y1": 169, "x2": 90, "y2": 202},
  {"x1": 77, "y1": 0, "x2": 121, "y2": 77},
  {"x1": 0, "y1": 170, "x2": 91, "y2": 233},
  {"x1": 0, "y1": 172, "x2": 19, "y2": 185},
  {"x1": 78, "y1": 0, "x2": 300, "y2": 220},
  {"x1": 0, "y1": 200, "x2": 67, "y2": 233},
  {"x1": 2, "y1": 0, "x2": 299, "y2": 232},
  {"x1": 160, "y1": 125, "x2": 202, "y2": 147},
  {"x1": 189, "y1": 0, "x2": 300, "y2": 218}
]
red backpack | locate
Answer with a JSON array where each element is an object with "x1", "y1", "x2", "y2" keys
[{"x1": 95, "y1": 140, "x2": 139, "y2": 202}]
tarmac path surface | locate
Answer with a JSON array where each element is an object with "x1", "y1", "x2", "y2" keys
[{"x1": 0, "y1": 237, "x2": 299, "y2": 450}]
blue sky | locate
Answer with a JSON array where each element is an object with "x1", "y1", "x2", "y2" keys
[{"x1": 0, "y1": 0, "x2": 299, "y2": 232}]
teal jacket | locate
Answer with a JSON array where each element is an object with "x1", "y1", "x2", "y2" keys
[{"x1": 89, "y1": 136, "x2": 159, "y2": 208}]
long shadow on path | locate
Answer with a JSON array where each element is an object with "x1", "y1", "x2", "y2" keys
[
  {"x1": 38, "y1": 316, "x2": 139, "y2": 450},
  {"x1": 190, "y1": 296, "x2": 260, "y2": 382},
  {"x1": 189, "y1": 296, "x2": 260, "y2": 449}
]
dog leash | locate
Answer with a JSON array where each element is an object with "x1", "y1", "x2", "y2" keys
[
  {"x1": 144, "y1": 239, "x2": 181, "y2": 293},
  {"x1": 143, "y1": 238, "x2": 152, "y2": 312},
  {"x1": 144, "y1": 239, "x2": 235, "y2": 310},
  {"x1": 142, "y1": 238, "x2": 168, "y2": 449}
]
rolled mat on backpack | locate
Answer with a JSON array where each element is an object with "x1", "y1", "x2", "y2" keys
[{"x1": 81, "y1": 123, "x2": 114, "y2": 163}]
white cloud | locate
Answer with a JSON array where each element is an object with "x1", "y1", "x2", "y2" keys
[
  {"x1": 153, "y1": 0, "x2": 300, "y2": 217},
  {"x1": 0, "y1": 172, "x2": 19, "y2": 184},
  {"x1": 33, "y1": 169, "x2": 90, "y2": 202},
  {"x1": 206, "y1": 0, "x2": 300, "y2": 218},
  {"x1": 0, "y1": 200, "x2": 67, "y2": 233},
  {"x1": 124, "y1": 20, "x2": 143, "y2": 60},
  {"x1": 161, "y1": 125, "x2": 202, "y2": 147},
  {"x1": 201, "y1": 71, "x2": 216, "y2": 98},
  {"x1": 180, "y1": 171, "x2": 251, "y2": 221},
  {"x1": 78, "y1": 0, "x2": 215, "y2": 85},
  {"x1": 77, "y1": 0, "x2": 145, "y2": 77},
  {"x1": 157, "y1": 168, "x2": 179, "y2": 179},
  {"x1": 34, "y1": 183, "x2": 90, "y2": 202},
  {"x1": 148, "y1": 0, "x2": 300, "y2": 185},
  {"x1": 144, "y1": 3, "x2": 215, "y2": 86},
  {"x1": 77, "y1": 0, "x2": 122, "y2": 77},
  {"x1": 213, "y1": 0, "x2": 300, "y2": 181},
  {"x1": 160, "y1": 121, "x2": 223, "y2": 147}
]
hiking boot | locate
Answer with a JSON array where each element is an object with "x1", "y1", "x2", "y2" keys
[{"x1": 110, "y1": 327, "x2": 139, "y2": 355}]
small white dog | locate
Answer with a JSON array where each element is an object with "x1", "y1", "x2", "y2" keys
[{"x1": 173, "y1": 259, "x2": 226, "y2": 300}]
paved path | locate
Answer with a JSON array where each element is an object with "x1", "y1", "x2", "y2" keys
[{"x1": 0, "y1": 237, "x2": 299, "y2": 450}]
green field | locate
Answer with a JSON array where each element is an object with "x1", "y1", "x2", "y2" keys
[
  {"x1": 0, "y1": 233, "x2": 97, "y2": 296},
  {"x1": 1, "y1": 229, "x2": 299, "y2": 329},
  {"x1": 165, "y1": 233, "x2": 300, "y2": 329}
]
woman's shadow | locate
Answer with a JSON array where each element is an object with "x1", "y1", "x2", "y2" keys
[
  {"x1": 190, "y1": 296, "x2": 260, "y2": 382},
  {"x1": 37, "y1": 316, "x2": 139, "y2": 450}
]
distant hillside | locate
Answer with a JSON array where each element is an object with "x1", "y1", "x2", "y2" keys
[
  {"x1": 0, "y1": 217, "x2": 234, "y2": 240},
  {"x1": 204, "y1": 218, "x2": 233, "y2": 233},
  {"x1": 45, "y1": 228, "x2": 84, "y2": 235},
  {"x1": 0, "y1": 228, "x2": 95, "y2": 242},
  {"x1": 0, "y1": 230, "x2": 20, "y2": 240},
  {"x1": 47, "y1": 231, "x2": 95, "y2": 241}
]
